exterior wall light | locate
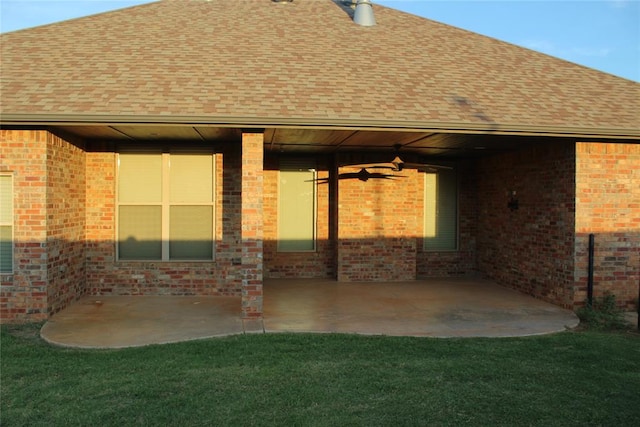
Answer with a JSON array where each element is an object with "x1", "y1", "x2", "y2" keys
[{"x1": 507, "y1": 190, "x2": 519, "y2": 211}]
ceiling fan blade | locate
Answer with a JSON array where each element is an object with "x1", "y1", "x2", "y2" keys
[
  {"x1": 368, "y1": 174, "x2": 406, "y2": 180},
  {"x1": 401, "y1": 162, "x2": 453, "y2": 170},
  {"x1": 342, "y1": 163, "x2": 396, "y2": 170},
  {"x1": 308, "y1": 177, "x2": 330, "y2": 183}
]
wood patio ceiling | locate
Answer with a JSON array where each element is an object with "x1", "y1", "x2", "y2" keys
[{"x1": 54, "y1": 124, "x2": 550, "y2": 159}]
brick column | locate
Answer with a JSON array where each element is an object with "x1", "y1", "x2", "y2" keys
[{"x1": 240, "y1": 131, "x2": 264, "y2": 319}]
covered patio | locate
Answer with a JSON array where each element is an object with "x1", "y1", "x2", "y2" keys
[{"x1": 41, "y1": 278, "x2": 579, "y2": 348}]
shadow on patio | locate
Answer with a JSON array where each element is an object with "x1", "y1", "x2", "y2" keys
[{"x1": 41, "y1": 278, "x2": 579, "y2": 348}]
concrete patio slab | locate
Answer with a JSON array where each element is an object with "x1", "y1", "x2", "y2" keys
[
  {"x1": 41, "y1": 296, "x2": 244, "y2": 348},
  {"x1": 41, "y1": 278, "x2": 579, "y2": 348},
  {"x1": 264, "y1": 278, "x2": 579, "y2": 337}
]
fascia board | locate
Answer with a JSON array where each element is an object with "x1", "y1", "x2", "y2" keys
[{"x1": 1, "y1": 113, "x2": 639, "y2": 140}]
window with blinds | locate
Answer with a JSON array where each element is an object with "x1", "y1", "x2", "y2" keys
[
  {"x1": 0, "y1": 175, "x2": 13, "y2": 273},
  {"x1": 117, "y1": 152, "x2": 215, "y2": 261},
  {"x1": 277, "y1": 159, "x2": 316, "y2": 252},
  {"x1": 424, "y1": 169, "x2": 458, "y2": 251}
]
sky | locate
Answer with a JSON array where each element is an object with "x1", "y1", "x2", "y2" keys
[{"x1": 1, "y1": 0, "x2": 638, "y2": 81}]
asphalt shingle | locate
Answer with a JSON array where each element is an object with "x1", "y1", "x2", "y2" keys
[{"x1": 1, "y1": 0, "x2": 638, "y2": 135}]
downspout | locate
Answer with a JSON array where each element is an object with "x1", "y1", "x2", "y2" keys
[{"x1": 587, "y1": 233, "x2": 595, "y2": 307}]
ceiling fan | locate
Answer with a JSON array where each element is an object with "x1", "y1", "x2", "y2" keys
[
  {"x1": 342, "y1": 145, "x2": 452, "y2": 172},
  {"x1": 314, "y1": 168, "x2": 406, "y2": 183}
]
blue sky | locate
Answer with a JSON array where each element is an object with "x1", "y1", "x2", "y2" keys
[{"x1": 1, "y1": 0, "x2": 638, "y2": 81}]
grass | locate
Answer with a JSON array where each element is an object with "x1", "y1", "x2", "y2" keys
[{"x1": 2, "y1": 325, "x2": 640, "y2": 426}]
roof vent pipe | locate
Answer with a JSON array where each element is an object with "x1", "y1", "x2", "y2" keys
[{"x1": 353, "y1": 0, "x2": 376, "y2": 27}]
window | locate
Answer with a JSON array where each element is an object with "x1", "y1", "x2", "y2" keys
[
  {"x1": 0, "y1": 175, "x2": 13, "y2": 273},
  {"x1": 277, "y1": 160, "x2": 316, "y2": 252},
  {"x1": 117, "y1": 152, "x2": 215, "y2": 261},
  {"x1": 424, "y1": 169, "x2": 457, "y2": 251}
]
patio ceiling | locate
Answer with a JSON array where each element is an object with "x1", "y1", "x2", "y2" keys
[{"x1": 45, "y1": 123, "x2": 590, "y2": 159}]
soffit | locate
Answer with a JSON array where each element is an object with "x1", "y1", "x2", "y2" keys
[{"x1": 42, "y1": 123, "x2": 599, "y2": 159}]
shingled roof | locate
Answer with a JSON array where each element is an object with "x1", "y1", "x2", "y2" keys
[{"x1": 1, "y1": 0, "x2": 638, "y2": 138}]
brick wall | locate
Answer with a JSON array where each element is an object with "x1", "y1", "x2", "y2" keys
[
  {"x1": 476, "y1": 140, "x2": 576, "y2": 307},
  {"x1": 46, "y1": 133, "x2": 87, "y2": 315},
  {"x1": 85, "y1": 145, "x2": 243, "y2": 297},
  {"x1": 337, "y1": 166, "x2": 418, "y2": 281},
  {"x1": 1, "y1": 130, "x2": 86, "y2": 322},
  {"x1": 263, "y1": 156, "x2": 477, "y2": 282},
  {"x1": 1, "y1": 130, "x2": 49, "y2": 322},
  {"x1": 218, "y1": 146, "x2": 243, "y2": 294},
  {"x1": 575, "y1": 142, "x2": 640, "y2": 309},
  {"x1": 85, "y1": 149, "x2": 116, "y2": 291}
]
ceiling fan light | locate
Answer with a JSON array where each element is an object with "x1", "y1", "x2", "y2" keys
[{"x1": 391, "y1": 155, "x2": 404, "y2": 171}]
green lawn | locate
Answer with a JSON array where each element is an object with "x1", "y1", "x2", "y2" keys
[{"x1": 1, "y1": 325, "x2": 639, "y2": 426}]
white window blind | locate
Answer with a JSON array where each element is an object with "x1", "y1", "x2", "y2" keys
[
  {"x1": 0, "y1": 175, "x2": 13, "y2": 273},
  {"x1": 424, "y1": 169, "x2": 458, "y2": 251},
  {"x1": 118, "y1": 205, "x2": 162, "y2": 259},
  {"x1": 118, "y1": 154, "x2": 162, "y2": 203},
  {"x1": 278, "y1": 160, "x2": 316, "y2": 252}
]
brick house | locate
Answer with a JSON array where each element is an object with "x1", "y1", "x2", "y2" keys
[{"x1": 1, "y1": 0, "x2": 638, "y2": 323}]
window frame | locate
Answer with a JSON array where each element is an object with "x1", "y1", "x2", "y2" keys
[
  {"x1": 277, "y1": 159, "x2": 318, "y2": 253},
  {"x1": 423, "y1": 166, "x2": 459, "y2": 252},
  {"x1": 116, "y1": 150, "x2": 216, "y2": 262},
  {"x1": 0, "y1": 173, "x2": 14, "y2": 274}
]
